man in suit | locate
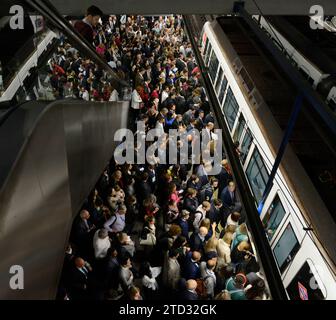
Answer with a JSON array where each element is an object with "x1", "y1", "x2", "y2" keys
[
  {"x1": 189, "y1": 227, "x2": 208, "y2": 255},
  {"x1": 136, "y1": 172, "x2": 153, "y2": 202},
  {"x1": 220, "y1": 181, "x2": 237, "y2": 212},
  {"x1": 183, "y1": 251, "x2": 202, "y2": 280},
  {"x1": 104, "y1": 247, "x2": 120, "y2": 294},
  {"x1": 68, "y1": 257, "x2": 92, "y2": 300},
  {"x1": 208, "y1": 199, "x2": 223, "y2": 224},
  {"x1": 178, "y1": 210, "x2": 190, "y2": 240},
  {"x1": 217, "y1": 159, "x2": 233, "y2": 195},
  {"x1": 71, "y1": 210, "x2": 95, "y2": 255},
  {"x1": 179, "y1": 280, "x2": 199, "y2": 300}
]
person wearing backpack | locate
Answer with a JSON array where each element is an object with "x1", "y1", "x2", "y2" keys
[
  {"x1": 225, "y1": 273, "x2": 248, "y2": 300},
  {"x1": 192, "y1": 201, "x2": 211, "y2": 233},
  {"x1": 198, "y1": 259, "x2": 217, "y2": 299}
]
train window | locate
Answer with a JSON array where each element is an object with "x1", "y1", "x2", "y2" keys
[
  {"x1": 203, "y1": 36, "x2": 209, "y2": 57},
  {"x1": 245, "y1": 148, "x2": 269, "y2": 202},
  {"x1": 233, "y1": 114, "x2": 246, "y2": 143},
  {"x1": 262, "y1": 194, "x2": 286, "y2": 240},
  {"x1": 240, "y1": 128, "x2": 253, "y2": 164},
  {"x1": 205, "y1": 44, "x2": 212, "y2": 67},
  {"x1": 208, "y1": 50, "x2": 219, "y2": 83},
  {"x1": 218, "y1": 75, "x2": 228, "y2": 104},
  {"x1": 223, "y1": 87, "x2": 239, "y2": 130},
  {"x1": 215, "y1": 67, "x2": 223, "y2": 94},
  {"x1": 273, "y1": 223, "x2": 300, "y2": 273},
  {"x1": 286, "y1": 261, "x2": 325, "y2": 300}
]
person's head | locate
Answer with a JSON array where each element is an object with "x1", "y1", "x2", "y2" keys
[
  {"x1": 186, "y1": 279, "x2": 197, "y2": 291},
  {"x1": 225, "y1": 224, "x2": 237, "y2": 234},
  {"x1": 190, "y1": 174, "x2": 199, "y2": 184},
  {"x1": 74, "y1": 257, "x2": 85, "y2": 268},
  {"x1": 168, "y1": 224, "x2": 182, "y2": 237},
  {"x1": 228, "y1": 181, "x2": 236, "y2": 192},
  {"x1": 80, "y1": 210, "x2": 90, "y2": 220},
  {"x1": 223, "y1": 232, "x2": 233, "y2": 245},
  {"x1": 199, "y1": 226, "x2": 208, "y2": 237},
  {"x1": 215, "y1": 290, "x2": 231, "y2": 300},
  {"x1": 205, "y1": 237, "x2": 218, "y2": 252},
  {"x1": 127, "y1": 195, "x2": 137, "y2": 206},
  {"x1": 113, "y1": 170, "x2": 122, "y2": 180},
  {"x1": 85, "y1": 6, "x2": 103, "y2": 27},
  {"x1": 186, "y1": 188, "x2": 197, "y2": 198},
  {"x1": 206, "y1": 258, "x2": 216, "y2": 271},
  {"x1": 168, "y1": 248, "x2": 180, "y2": 259},
  {"x1": 200, "y1": 218, "x2": 211, "y2": 231},
  {"x1": 142, "y1": 172, "x2": 149, "y2": 181},
  {"x1": 117, "y1": 232, "x2": 129, "y2": 244},
  {"x1": 211, "y1": 178, "x2": 219, "y2": 188},
  {"x1": 129, "y1": 286, "x2": 141, "y2": 300},
  {"x1": 167, "y1": 182, "x2": 177, "y2": 194},
  {"x1": 238, "y1": 223, "x2": 248, "y2": 235},
  {"x1": 172, "y1": 235, "x2": 187, "y2": 249},
  {"x1": 98, "y1": 228, "x2": 109, "y2": 239},
  {"x1": 239, "y1": 241, "x2": 251, "y2": 251},
  {"x1": 231, "y1": 211, "x2": 241, "y2": 222},
  {"x1": 213, "y1": 198, "x2": 223, "y2": 209},
  {"x1": 107, "y1": 246, "x2": 118, "y2": 258},
  {"x1": 202, "y1": 201, "x2": 211, "y2": 212},
  {"x1": 181, "y1": 209, "x2": 190, "y2": 220},
  {"x1": 234, "y1": 273, "x2": 247, "y2": 289},
  {"x1": 120, "y1": 255, "x2": 131, "y2": 268},
  {"x1": 191, "y1": 251, "x2": 201, "y2": 262},
  {"x1": 220, "y1": 264, "x2": 235, "y2": 279}
]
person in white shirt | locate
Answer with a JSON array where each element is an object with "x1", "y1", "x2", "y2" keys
[
  {"x1": 109, "y1": 88, "x2": 119, "y2": 101},
  {"x1": 193, "y1": 201, "x2": 211, "y2": 232},
  {"x1": 80, "y1": 87, "x2": 90, "y2": 101},
  {"x1": 93, "y1": 228, "x2": 111, "y2": 259},
  {"x1": 216, "y1": 232, "x2": 233, "y2": 270},
  {"x1": 155, "y1": 116, "x2": 165, "y2": 136},
  {"x1": 226, "y1": 211, "x2": 241, "y2": 229},
  {"x1": 104, "y1": 205, "x2": 127, "y2": 233},
  {"x1": 131, "y1": 87, "x2": 142, "y2": 110},
  {"x1": 161, "y1": 85, "x2": 170, "y2": 103}
]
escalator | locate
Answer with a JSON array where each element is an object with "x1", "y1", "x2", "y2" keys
[{"x1": 0, "y1": 2, "x2": 130, "y2": 299}]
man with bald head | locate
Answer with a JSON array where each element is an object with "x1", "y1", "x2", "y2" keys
[
  {"x1": 179, "y1": 279, "x2": 199, "y2": 300},
  {"x1": 189, "y1": 226, "x2": 208, "y2": 255},
  {"x1": 68, "y1": 257, "x2": 92, "y2": 300},
  {"x1": 182, "y1": 250, "x2": 201, "y2": 280},
  {"x1": 71, "y1": 209, "x2": 96, "y2": 256}
]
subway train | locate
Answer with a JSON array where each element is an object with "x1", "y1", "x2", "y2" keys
[
  {"x1": 200, "y1": 18, "x2": 336, "y2": 300},
  {"x1": 253, "y1": 15, "x2": 336, "y2": 112}
]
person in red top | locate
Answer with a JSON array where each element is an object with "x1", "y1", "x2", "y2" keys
[{"x1": 74, "y1": 6, "x2": 103, "y2": 45}]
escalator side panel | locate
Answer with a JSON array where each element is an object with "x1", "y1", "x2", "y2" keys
[{"x1": 0, "y1": 100, "x2": 129, "y2": 299}]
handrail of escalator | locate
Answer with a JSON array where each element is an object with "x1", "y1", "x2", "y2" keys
[{"x1": 24, "y1": 0, "x2": 129, "y2": 89}]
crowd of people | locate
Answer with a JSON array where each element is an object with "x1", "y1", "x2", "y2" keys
[{"x1": 57, "y1": 9, "x2": 269, "y2": 301}]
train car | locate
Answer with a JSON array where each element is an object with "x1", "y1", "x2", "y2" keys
[
  {"x1": 200, "y1": 18, "x2": 336, "y2": 300},
  {"x1": 253, "y1": 15, "x2": 336, "y2": 111}
]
